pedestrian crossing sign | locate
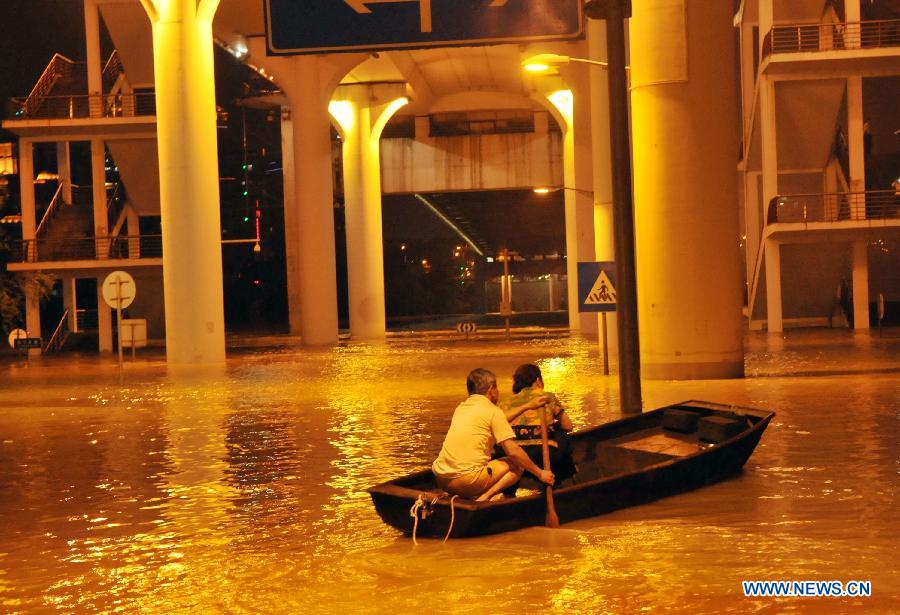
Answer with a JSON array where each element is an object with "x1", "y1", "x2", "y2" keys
[{"x1": 577, "y1": 262, "x2": 617, "y2": 313}]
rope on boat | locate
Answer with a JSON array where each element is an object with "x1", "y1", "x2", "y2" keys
[
  {"x1": 410, "y1": 494, "x2": 426, "y2": 545},
  {"x1": 441, "y1": 495, "x2": 458, "y2": 543},
  {"x1": 409, "y1": 493, "x2": 458, "y2": 544}
]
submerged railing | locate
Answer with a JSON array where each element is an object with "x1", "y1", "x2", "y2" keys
[
  {"x1": 11, "y1": 235, "x2": 162, "y2": 263},
  {"x1": 763, "y1": 19, "x2": 900, "y2": 57},
  {"x1": 7, "y1": 92, "x2": 156, "y2": 121},
  {"x1": 766, "y1": 190, "x2": 898, "y2": 224}
]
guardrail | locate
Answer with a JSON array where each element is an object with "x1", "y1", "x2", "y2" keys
[
  {"x1": 76, "y1": 309, "x2": 99, "y2": 331},
  {"x1": 10, "y1": 235, "x2": 162, "y2": 263},
  {"x1": 763, "y1": 19, "x2": 900, "y2": 58},
  {"x1": 7, "y1": 92, "x2": 156, "y2": 121},
  {"x1": 766, "y1": 190, "x2": 898, "y2": 224},
  {"x1": 44, "y1": 309, "x2": 70, "y2": 354},
  {"x1": 34, "y1": 184, "x2": 64, "y2": 237}
]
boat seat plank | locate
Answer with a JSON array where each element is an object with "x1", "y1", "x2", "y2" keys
[{"x1": 612, "y1": 432, "x2": 701, "y2": 457}]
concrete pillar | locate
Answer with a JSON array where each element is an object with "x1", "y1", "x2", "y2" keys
[
  {"x1": 278, "y1": 57, "x2": 342, "y2": 345},
  {"x1": 631, "y1": 0, "x2": 744, "y2": 378},
  {"x1": 19, "y1": 141, "x2": 36, "y2": 242},
  {"x1": 331, "y1": 83, "x2": 408, "y2": 339},
  {"x1": 126, "y1": 207, "x2": 140, "y2": 257},
  {"x1": 24, "y1": 276, "x2": 41, "y2": 357},
  {"x1": 852, "y1": 240, "x2": 870, "y2": 329},
  {"x1": 745, "y1": 172, "x2": 762, "y2": 282},
  {"x1": 764, "y1": 238, "x2": 783, "y2": 333},
  {"x1": 84, "y1": 0, "x2": 103, "y2": 117},
  {"x1": 56, "y1": 142, "x2": 72, "y2": 203},
  {"x1": 280, "y1": 107, "x2": 301, "y2": 336},
  {"x1": 760, "y1": 76, "x2": 779, "y2": 222},
  {"x1": 845, "y1": 0, "x2": 861, "y2": 22},
  {"x1": 572, "y1": 73, "x2": 598, "y2": 335},
  {"x1": 97, "y1": 275, "x2": 113, "y2": 353},
  {"x1": 588, "y1": 18, "x2": 618, "y2": 356},
  {"x1": 141, "y1": 0, "x2": 225, "y2": 364},
  {"x1": 740, "y1": 23, "x2": 757, "y2": 141},
  {"x1": 544, "y1": 88, "x2": 589, "y2": 333},
  {"x1": 847, "y1": 75, "x2": 866, "y2": 217},
  {"x1": 90, "y1": 139, "x2": 107, "y2": 258},
  {"x1": 62, "y1": 275, "x2": 78, "y2": 332},
  {"x1": 548, "y1": 274, "x2": 559, "y2": 311},
  {"x1": 759, "y1": 0, "x2": 774, "y2": 60}
]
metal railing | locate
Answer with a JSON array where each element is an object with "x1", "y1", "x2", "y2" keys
[
  {"x1": 20, "y1": 54, "x2": 79, "y2": 118},
  {"x1": 10, "y1": 235, "x2": 163, "y2": 263},
  {"x1": 43, "y1": 309, "x2": 70, "y2": 354},
  {"x1": 766, "y1": 190, "x2": 898, "y2": 224},
  {"x1": 107, "y1": 182, "x2": 126, "y2": 234},
  {"x1": 34, "y1": 184, "x2": 65, "y2": 237},
  {"x1": 7, "y1": 92, "x2": 156, "y2": 121},
  {"x1": 102, "y1": 50, "x2": 124, "y2": 92},
  {"x1": 76, "y1": 309, "x2": 99, "y2": 331},
  {"x1": 763, "y1": 19, "x2": 900, "y2": 57}
]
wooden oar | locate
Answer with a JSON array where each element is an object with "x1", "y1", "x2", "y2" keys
[{"x1": 538, "y1": 403, "x2": 560, "y2": 528}]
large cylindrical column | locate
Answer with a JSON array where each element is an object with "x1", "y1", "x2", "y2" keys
[
  {"x1": 144, "y1": 0, "x2": 225, "y2": 364},
  {"x1": 333, "y1": 84, "x2": 407, "y2": 339},
  {"x1": 852, "y1": 240, "x2": 870, "y2": 329},
  {"x1": 282, "y1": 58, "x2": 340, "y2": 345},
  {"x1": 90, "y1": 138, "x2": 107, "y2": 258},
  {"x1": 631, "y1": 0, "x2": 744, "y2": 379},
  {"x1": 84, "y1": 0, "x2": 103, "y2": 117}
]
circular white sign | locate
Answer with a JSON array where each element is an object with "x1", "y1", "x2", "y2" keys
[
  {"x1": 7, "y1": 328, "x2": 27, "y2": 349},
  {"x1": 102, "y1": 271, "x2": 136, "y2": 310}
]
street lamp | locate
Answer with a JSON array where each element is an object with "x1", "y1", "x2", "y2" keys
[
  {"x1": 533, "y1": 185, "x2": 594, "y2": 197},
  {"x1": 522, "y1": 53, "x2": 616, "y2": 72}
]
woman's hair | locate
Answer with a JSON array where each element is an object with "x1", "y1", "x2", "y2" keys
[{"x1": 512, "y1": 363, "x2": 542, "y2": 394}]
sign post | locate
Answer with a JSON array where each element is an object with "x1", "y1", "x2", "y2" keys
[
  {"x1": 8, "y1": 328, "x2": 39, "y2": 365},
  {"x1": 102, "y1": 271, "x2": 136, "y2": 370},
  {"x1": 578, "y1": 262, "x2": 618, "y2": 375},
  {"x1": 499, "y1": 249, "x2": 513, "y2": 340}
]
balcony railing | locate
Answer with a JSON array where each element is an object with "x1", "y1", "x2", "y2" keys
[
  {"x1": 6, "y1": 92, "x2": 156, "y2": 121},
  {"x1": 10, "y1": 235, "x2": 162, "y2": 263},
  {"x1": 763, "y1": 19, "x2": 900, "y2": 58},
  {"x1": 766, "y1": 190, "x2": 898, "y2": 225}
]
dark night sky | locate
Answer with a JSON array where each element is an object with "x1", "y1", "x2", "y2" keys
[{"x1": 0, "y1": 1, "x2": 90, "y2": 108}]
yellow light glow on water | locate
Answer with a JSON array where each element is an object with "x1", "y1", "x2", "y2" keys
[{"x1": 328, "y1": 100, "x2": 355, "y2": 134}]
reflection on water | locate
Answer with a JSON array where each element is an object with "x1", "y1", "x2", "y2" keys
[{"x1": 0, "y1": 330, "x2": 898, "y2": 613}]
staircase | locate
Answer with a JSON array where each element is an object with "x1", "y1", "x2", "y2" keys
[{"x1": 36, "y1": 186, "x2": 96, "y2": 261}]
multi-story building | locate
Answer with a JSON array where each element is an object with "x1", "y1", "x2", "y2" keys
[{"x1": 737, "y1": 0, "x2": 900, "y2": 332}]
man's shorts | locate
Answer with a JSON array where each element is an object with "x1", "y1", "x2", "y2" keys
[{"x1": 435, "y1": 458, "x2": 510, "y2": 499}]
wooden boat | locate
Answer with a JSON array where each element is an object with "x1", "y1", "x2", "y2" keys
[{"x1": 368, "y1": 400, "x2": 775, "y2": 538}]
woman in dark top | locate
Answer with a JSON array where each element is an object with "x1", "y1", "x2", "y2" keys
[{"x1": 500, "y1": 363, "x2": 576, "y2": 484}]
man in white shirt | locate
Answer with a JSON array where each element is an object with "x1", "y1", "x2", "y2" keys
[{"x1": 432, "y1": 368, "x2": 554, "y2": 501}]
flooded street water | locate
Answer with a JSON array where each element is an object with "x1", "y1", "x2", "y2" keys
[{"x1": 0, "y1": 329, "x2": 897, "y2": 613}]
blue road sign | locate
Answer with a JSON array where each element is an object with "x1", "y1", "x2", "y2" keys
[
  {"x1": 577, "y1": 262, "x2": 617, "y2": 313},
  {"x1": 265, "y1": 0, "x2": 584, "y2": 55}
]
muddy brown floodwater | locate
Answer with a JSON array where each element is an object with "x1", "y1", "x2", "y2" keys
[{"x1": 0, "y1": 329, "x2": 897, "y2": 613}]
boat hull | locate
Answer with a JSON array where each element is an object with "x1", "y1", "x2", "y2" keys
[{"x1": 369, "y1": 400, "x2": 774, "y2": 538}]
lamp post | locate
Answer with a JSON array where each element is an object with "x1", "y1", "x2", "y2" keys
[{"x1": 522, "y1": 1, "x2": 642, "y2": 414}]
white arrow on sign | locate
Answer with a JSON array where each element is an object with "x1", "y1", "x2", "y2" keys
[{"x1": 345, "y1": 0, "x2": 508, "y2": 33}]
